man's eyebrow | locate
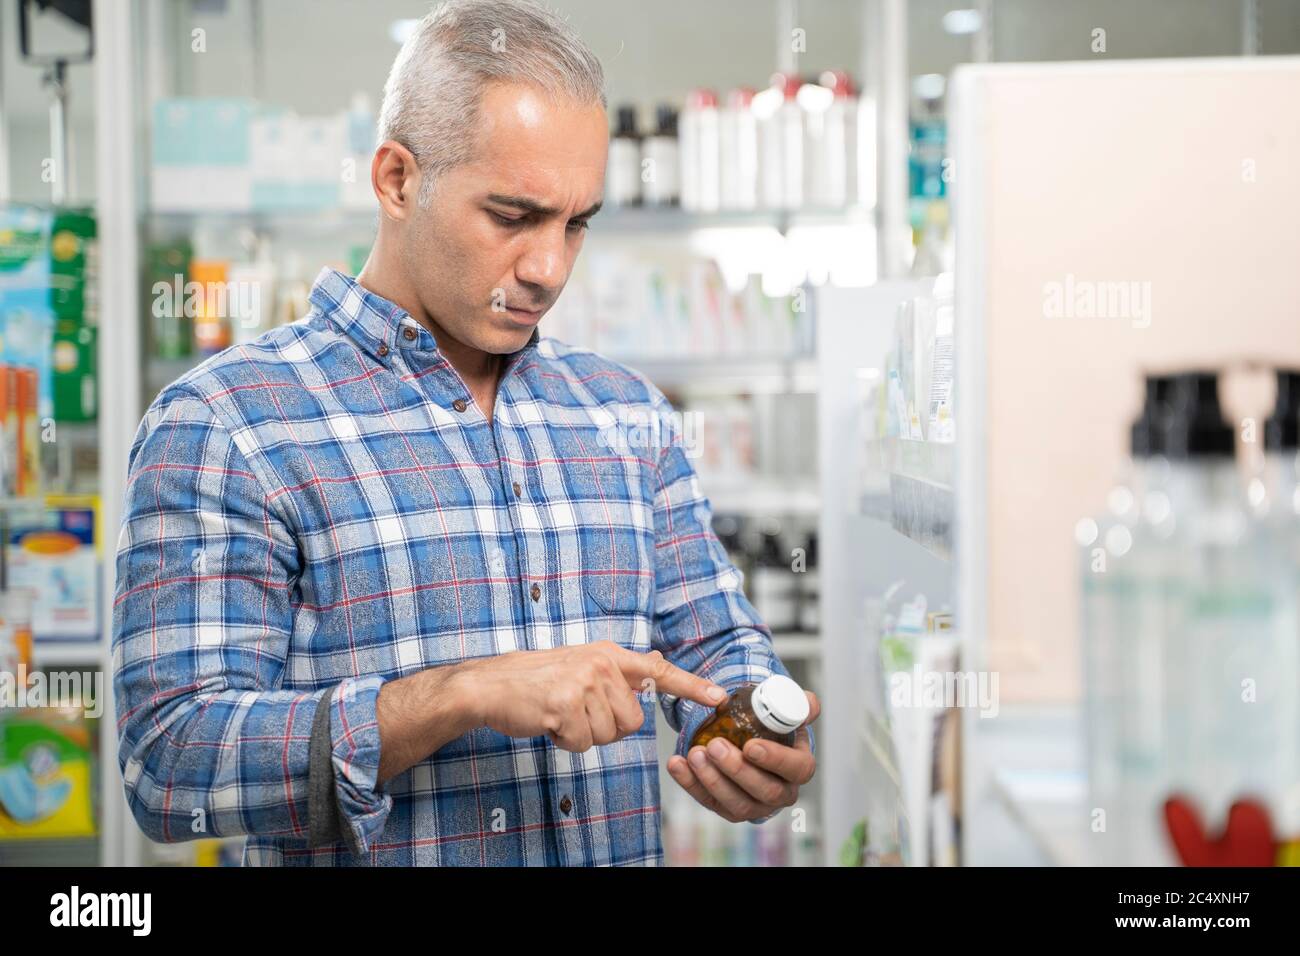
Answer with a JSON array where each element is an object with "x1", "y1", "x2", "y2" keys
[{"x1": 486, "y1": 194, "x2": 603, "y2": 219}]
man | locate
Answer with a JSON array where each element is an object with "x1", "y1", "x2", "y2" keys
[{"x1": 114, "y1": 0, "x2": 817, "y2": 866}]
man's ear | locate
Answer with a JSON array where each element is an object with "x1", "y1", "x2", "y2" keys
[{"x1": 372, "y1": 140, "x2": 422, "y2": 219}]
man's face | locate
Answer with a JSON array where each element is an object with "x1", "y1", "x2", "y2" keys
[{"x1": 400, "y1": 82, "x2": 608, "y2": 355}]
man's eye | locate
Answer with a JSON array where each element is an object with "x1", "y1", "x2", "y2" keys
[
  {"x1": 567, "y1": 219, "x2": 590, "y2": 232},
  {"x1": 489, "y1": 211, "x2": 526, "y2": 227}
]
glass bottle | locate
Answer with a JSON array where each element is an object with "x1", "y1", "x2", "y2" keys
[
  {"x1": 1162, "y1": 373, "x2": 1269, "y2": 831},
  {"x1": 1081, "y1": 374, "x2": 1173, "y2": 865},
  {"x1": 691, "y1": 674, "x2": 809, "y2": 749}
]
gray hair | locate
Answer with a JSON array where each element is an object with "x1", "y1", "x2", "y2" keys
[{"x1": 378, "y1": 0, "x2": 607, "y2": 207}]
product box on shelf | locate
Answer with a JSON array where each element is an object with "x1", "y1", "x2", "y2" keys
[
  {"x1": 251, "y1": 110, "x2": 348, "y2": 210},
  {"x1": 0, "y1": 206, "x2": 56, "y2": 422},
  {"x1": 152, "y1": 98, "x2": 255, "y2": 211},
  {"x1": 0, "y1": 705, "x2": 98, "y2": 840},
  {"x1": 145, "y1": 239, "x2": 194, "y2": 361},
  {"x1": 47, "y1": 210, "x2": 99, "y2": 424},
  {"x1": 48, "y1": 210, "x2": 97, "y2": 327},
  {"x1": 872, "y1": 588, "x2": 962, "y2": 866},
  {"x1": 5, "y1": 495, "x2": 100, "y2": 643},
  {"x1": 152, "y1": 97, "x2": 379, "y2": 214},
  {"x1": 51, "y1": 322, "x2": 96, "y2": 424}
]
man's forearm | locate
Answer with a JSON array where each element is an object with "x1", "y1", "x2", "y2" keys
[{"x1": 376, "y1": 662, "x2": 483, "y2": 786}]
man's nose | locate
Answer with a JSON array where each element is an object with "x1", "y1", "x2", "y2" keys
[{"x1": 514, "y1": 225, "x2": 566, "y2": 292}]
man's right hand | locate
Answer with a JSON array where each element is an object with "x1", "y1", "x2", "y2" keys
[{"x1": 462, "y1": 641, "x2": 727, "y2": 752}]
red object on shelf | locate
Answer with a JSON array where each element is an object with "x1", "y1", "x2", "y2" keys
[
  {"x1": 686, "y1": 88, "x2": 718, "y2": 110},
  {"x1": 1163, "y1": 795, "x2": 1276, "y2": 867},
  {"x1": 726, "y1": 87, "x2": 756, "y2": 110}
]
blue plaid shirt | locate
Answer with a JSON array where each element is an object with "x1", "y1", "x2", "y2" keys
[{"x1": 113, "y1": 266, "x2": 810, "y2": 866}]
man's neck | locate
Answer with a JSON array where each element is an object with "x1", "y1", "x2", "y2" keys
[
  {"x1": 354, "y1": 264, "x2": 503, "y2": 393},
  {"x1": 420, "y1": 312, "x2": 504, "y2": 392}
]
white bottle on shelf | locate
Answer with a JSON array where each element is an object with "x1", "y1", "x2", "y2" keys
[
  {"x1": 229, "y1": 236, "x2": 277, "y2": 346},
  {"x1": 719, "y1": 87, "x2": 759, "y2": 211},
  {"x1": 778, "y1": 74, "x2": 805, "y2": 211},
  {"x1": 756, "y1": 73, "x2": 803, "y2": 210},
  {"x1": 803, "y1": 70, "x2": 856, "y2": 209},
  {"x1": 680, "y1": 89, "x2": 720, "y2": 213}
]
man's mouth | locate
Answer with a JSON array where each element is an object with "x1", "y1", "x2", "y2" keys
[{"x1": 504, "y1": 304, "x2": 544, "y2": 325}]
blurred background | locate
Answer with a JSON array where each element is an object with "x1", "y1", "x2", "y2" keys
[{"x1": 0, "y1": 0, "x2": 1298, "y2": 868}]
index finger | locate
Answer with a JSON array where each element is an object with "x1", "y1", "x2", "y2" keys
[{"x1": 613, "y1": 648, "x2": 727, "y2": 708}]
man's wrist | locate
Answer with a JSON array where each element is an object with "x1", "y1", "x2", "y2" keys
[
  {"x1": 376, "y1": 661, "x2": 484, "y2": 784},
  {"x1": 443, "y1": 659, "x2": 486, "y2": 734}
]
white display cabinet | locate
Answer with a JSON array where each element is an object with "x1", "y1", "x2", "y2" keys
[
  {"x1": 818, "y1": 277, "x2": 957, "y2": 867},
  {"x1": 947, "y1": 55, "x2": 1300, "y2": 866},
  {"x1": 820, "y1": 54, "x2": 1300, "y2": 868}
]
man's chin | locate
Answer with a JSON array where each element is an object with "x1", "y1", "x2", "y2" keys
[{"x1": 471, "y1": 315, "x2": 542, "y2": 355}]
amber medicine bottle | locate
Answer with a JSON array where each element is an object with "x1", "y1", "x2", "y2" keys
[{"x1": 691, "y1": 674, "x2": 809, "y2": 749}]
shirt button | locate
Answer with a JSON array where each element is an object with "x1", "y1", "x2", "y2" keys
[
  {"x1": 559, "y1": 795, "x2": 572, "y2": 815},
  {"x1": 452, "y1": 398, "x2": 467, "y2": 412},
  {"x1": 377, "y1": 343, "x2": 389, "y2": 357},
  {"x1": 530, "y1": 583, "x2": 541, "y2": 602},
  {"x1": 512, "y1": 481, "x2": 522, "y2": 498},
  {"x1": 402, "y1": 327, "x2": 417, "y2": 342}
]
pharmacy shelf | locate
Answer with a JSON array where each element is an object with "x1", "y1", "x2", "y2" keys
[
  {"x1": 147, "y1": 208, "x2": 378, "y2": 236},
  {"x1": 0, "y1": 497, "x2": 49, "y2": 515},
  {"x1": 144, "y1": 205, "x2": 876, "y2": 239},
  {"x1": 613, "y1": 355, "x2": 819, "y2": 394},
  {"x1": 594, "y1": 205, "x2": 876, "y2": 236},
  {"x1": 47, "y1": 420, "x2": 99, "y2": 442},
  {"x1": 859, "y1": 437, "x2": 954, "y2": 560},
  {"x1": 0, "y1": 837, "x2": 100, "y2": 867},
  {"x1": 32, "y1": 641, "x2": 107, "y2": 666},
  {"x1": 820, "y1": 280, "x2": 955, "y2": 867},
  {"x1": 854, "y1": 511, "x2": 951, "y2": 565},
  {"x1": 861, "y1": 436, "x2": 953, "y2": 488}
]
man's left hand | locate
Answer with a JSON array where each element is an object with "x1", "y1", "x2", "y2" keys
[{"x1": 666, "y1": 691, "x2": 819, "y2": 823}]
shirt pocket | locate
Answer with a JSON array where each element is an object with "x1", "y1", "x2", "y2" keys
[
  {"x1": 583, "y1": 570, "x2": 654, "y2": 653},
  {"x1": 574, "y1": 461, "x2": 655, "y2": 651}
]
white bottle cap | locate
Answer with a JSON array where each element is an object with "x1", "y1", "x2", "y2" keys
[{"x1": 752, "y1": 674, "x2": 809, "y2": 735}]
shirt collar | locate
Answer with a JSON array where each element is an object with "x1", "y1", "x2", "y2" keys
[{"x1": 308, "y1": 266, "x2": 540, "y2": 364}]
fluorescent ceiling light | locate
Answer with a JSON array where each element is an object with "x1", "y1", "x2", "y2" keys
[{"x1": 942, "y1": 9, "x2": 982, "y2": 34}]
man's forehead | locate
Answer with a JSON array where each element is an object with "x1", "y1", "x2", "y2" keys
[{"x1": 475, "y1": 82, "x2": 606, "y2": 140}]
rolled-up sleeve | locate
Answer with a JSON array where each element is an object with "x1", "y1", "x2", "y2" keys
[
  {"x1": 112, "y1": 387, "x2": 390, "y2": 857},
  {"x1": 642, "y1": 383, "x2": 817, "y2": 770}
]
